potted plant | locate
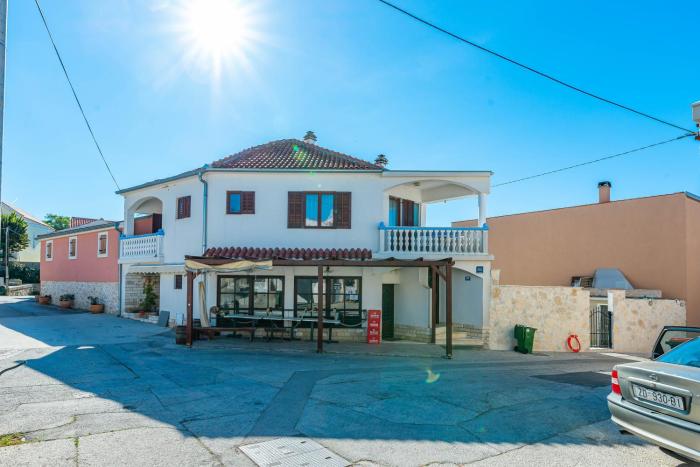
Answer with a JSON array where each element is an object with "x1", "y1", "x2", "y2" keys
[
  {"x1": 139, "y1": 283, "x2": 157, "y2": 317},
  {"x1": 38, "y1": 294, "x2": 51, "y2": 305},
  {"x1": 58, "y1": 294, "x2": 74, "y2": 309},
  {"x1": 88, "y1": 296, "x2": 104, "y2": 314}
]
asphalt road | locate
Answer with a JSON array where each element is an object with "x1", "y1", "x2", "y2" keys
[{"x1": 0, "y1": 297, "x2": 690, "y2": 466}]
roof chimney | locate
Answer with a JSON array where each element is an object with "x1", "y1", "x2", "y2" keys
[
  {"x1": 598, "y1": 181, "x2": 612, "y2": 204},
  {"x1": 374, "y1": 154, "x2": 388, "y2": 168},
  {"x1": 303, "y1": 130, "x2": 317, "y2": 145}
]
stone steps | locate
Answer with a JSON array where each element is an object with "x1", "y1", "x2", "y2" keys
[{"x1": 434, "y1": 326, "x2": 483, "y2": 347}]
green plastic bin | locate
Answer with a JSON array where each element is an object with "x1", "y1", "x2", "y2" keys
[{"x1": 514, "y1": 324, "x2": 537, "y2": 354}]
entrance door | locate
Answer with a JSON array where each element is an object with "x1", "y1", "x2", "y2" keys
[
  {"x1": 382, "y1": 284, "x2": 395, "y2": 339},
  {"x1": 590, "y1": 304, "x2": 612, "y2": 348}
]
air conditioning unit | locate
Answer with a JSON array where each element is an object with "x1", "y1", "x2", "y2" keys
[{"x1": 693, "y1": 101, "x2": 700, "y2": 126}]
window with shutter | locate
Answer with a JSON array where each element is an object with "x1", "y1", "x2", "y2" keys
[
  {"x1": 288, "y1": 192, "x2": 304, "y2": 228},
  {"x1": 227, "y1": 191, "x2": 255, "y2": 214},
  {"x1": 334, "y1": 192, "x2": 351, "y2": 229},
  {"x1": 176, "y1": 196, "x2": 191, "y2": 219}
]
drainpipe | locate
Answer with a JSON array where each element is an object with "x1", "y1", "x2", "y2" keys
[
  {"x1": 197, "y1": 165, "x2": 209, "y2": 253},
  {"x1": 197, "y1": 166, "x2": 209, "y2": 322}
]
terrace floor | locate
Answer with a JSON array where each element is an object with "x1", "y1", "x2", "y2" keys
[{"x1": 0, "y1": 297, "x2": 689, "y2": 466}]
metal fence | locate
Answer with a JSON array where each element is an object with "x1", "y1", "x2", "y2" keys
[{"x1": 590, "y1": 305, "x2": 612, "y2": 348}]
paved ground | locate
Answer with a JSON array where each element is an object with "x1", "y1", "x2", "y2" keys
[{"x1": 0, "y1": 297, "x2": 691, "y2": 466}]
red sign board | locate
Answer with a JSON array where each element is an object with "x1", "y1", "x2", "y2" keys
[{"x1": 367, "y1": 309, "x2": 382, "y2": 344}]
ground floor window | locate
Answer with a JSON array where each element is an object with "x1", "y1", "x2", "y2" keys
[
  {"x1": 294, "y1": 276, "x2": 362, "y2": 325},
  {"x1": 217, "y1": 276, "x2": 284, "y2": 315}
]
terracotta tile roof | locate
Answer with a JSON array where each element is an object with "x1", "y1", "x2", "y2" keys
[
  {"x1": 70, "y1": 217, "x2": 100, "y2": 228},
  {"x1": 211, "y1": 139, "x2": 383, "y2": 171},
  {"x1": 203, "y1": 246, "x2": 373, "y2": 261}
]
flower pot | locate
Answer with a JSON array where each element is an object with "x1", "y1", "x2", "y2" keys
[
  {"x1": 59, "y1": 300, "x2": 73, "y2": 309},
  {"x1": 38, "y1": 296, "x2": 51, "y2": 305},
  {"x1": 89, "y1": 304, "x2": 104, "y2": 314}
]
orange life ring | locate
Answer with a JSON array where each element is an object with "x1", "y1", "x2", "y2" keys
[{"x1": 567, "y1": 334, "x2": 581, "y2": 353}]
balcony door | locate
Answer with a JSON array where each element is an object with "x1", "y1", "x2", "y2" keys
[{"x1": 389, "y1": 196, "x2": 420, "y2": 227}]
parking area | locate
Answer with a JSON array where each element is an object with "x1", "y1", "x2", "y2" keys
[{"x1": 0, "y1": 297, "x2": 689, "y2": 466}]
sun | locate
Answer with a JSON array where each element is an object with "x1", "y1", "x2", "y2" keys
[{"x1": 171, "y1": 0, "x2": 263, "y2": 81}]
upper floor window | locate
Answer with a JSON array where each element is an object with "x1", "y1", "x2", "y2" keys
[
  {"x1": 287, "y1": 192, "x2": 351, "y2": 229},
  {"x1": 389, "y1": 196, "x2": 420, "y2": 227},
  {"x1": 174, "y1": 274, "x2": 183, "y2": 290},
  {"x1": 97, "y1": 232, "x2": 108, "y2": 257},
  {"x1": 45, "y1": 240, "x2": 53, "y2": 261},
  {"x1": 68, "y1": 236, "x2": 78, "y2": 259},
  {"x1": 176, "y1": 196, "x2": 191, "y2": 219},
  {"x1": 226, "y1": 191, "x2": 255, "y2": 214}
]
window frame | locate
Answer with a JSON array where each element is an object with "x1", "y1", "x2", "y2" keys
[
  {"x1": 45, "y1": 240, "x2": 53, "y2": 262},
  {"x1": 217, "y1": 275, "x2": 285, "y2": 315},
  {"x1": 226, "y1": 191, "x2": 255, "y2": 215},
  {"x1": 68, "y1": 236, "x2": 78, "y2": 260},
  {"x1": 303, "y1": 191, "x2": 336, "y2": 229},
  {"x1": 293, "y1": 276, "x2": 363, "y2": 322},
  {"x1": 97, "y1": 231, "x2": 109, "y2": 258},
  {"x1": 176, "y1": 196, "x2": 191, "y2": 220},
  {"x1": 174, "y1": 274, "x2": 183, "y2": 290}
]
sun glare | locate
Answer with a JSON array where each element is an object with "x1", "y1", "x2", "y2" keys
[{"x1": 172, "y1": 0, "x2": 263, "y2": 81}]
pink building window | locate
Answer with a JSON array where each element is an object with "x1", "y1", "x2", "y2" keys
[{"x1": 68, "y1": 237, "x2": 78, "y2": 259}]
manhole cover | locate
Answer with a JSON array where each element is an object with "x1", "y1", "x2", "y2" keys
[
  {"x1": 533, "y1": 371, "x2": 610, "y2": 388},
  {"x1": 240, "y1": 437, "x2": 349, "y2": 467}
]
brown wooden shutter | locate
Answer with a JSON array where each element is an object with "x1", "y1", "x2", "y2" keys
[
  {"x1": 334, "y1": 192, "x2": 351, "y2": 229},
  {"x1": 177, "y1": 196, "x2": 191, "y2": 219},
  {"x1": 242, "y1": 192, "x2": 255, "y2": 214},
  {"x1": 288, "y1": 192, "x2": 304, "y2": 228}
]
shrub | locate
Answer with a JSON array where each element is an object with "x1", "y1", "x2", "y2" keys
[{"x1": 59, "y1": 294, "x2": 74, "y2": 301}]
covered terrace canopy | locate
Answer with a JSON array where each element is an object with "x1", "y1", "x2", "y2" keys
[{"x1": 184, "y1": 247, "x2": 457, "y2": 358}]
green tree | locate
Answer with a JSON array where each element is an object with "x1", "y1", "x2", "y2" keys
[
  {"x1": 1, "y1": 212, "x2": 29, "y2": 259},
  {"x1": 43, "y1": 213, "x2": 70, "y2": 231}
]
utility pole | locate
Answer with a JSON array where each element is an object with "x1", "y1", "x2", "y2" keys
[
  {"x1": 3, "y1": 226, "x2": 7, "y2": 285},
  {"x1": 0, "y1": 0, "x2": 8, "y2": 286}
]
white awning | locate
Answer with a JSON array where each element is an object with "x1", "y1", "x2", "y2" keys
[
  {"x1": 127, "y1": 264, "x2": 185, "y2": 274},
  {"x1": 185, "y1": 259, "x2": 273, "y2": 273}
]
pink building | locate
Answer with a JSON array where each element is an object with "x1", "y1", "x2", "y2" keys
[{"x1": 38, "y1": 220, "x2": 121, "y2": 313}]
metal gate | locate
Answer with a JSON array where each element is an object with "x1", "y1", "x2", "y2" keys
[{"x1": 590, "y1": 304, "x2": 612, "y2": 348}]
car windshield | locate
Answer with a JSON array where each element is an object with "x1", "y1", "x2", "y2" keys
[{"x1": 657, "y1": 337, "x2": 700, "y2": 368}]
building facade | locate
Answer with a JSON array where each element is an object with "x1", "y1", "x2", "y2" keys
[
  {"x1": 117, "y1": 137, "x2": 493, "y2": 348},
  {"x1": 0, "y1": 202, "x2": 54, "y2": 264},
  {"x1": 454, "y1": 183, "x2": 700, "y2": 325},
  {"x1": 38, "y1": 220, "x2": 121, "y2": 313}
]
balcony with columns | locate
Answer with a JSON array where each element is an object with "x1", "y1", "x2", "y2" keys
[{"x1": 377, "y1": 177, "x2": 489, "y2": 258}]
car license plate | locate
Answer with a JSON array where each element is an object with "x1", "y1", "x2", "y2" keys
[{"x1": 632, "y1": 384, "x2": 685, "y2": 410}]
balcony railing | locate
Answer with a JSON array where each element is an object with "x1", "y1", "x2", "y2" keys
[
  {"x1": 119, "y1": 230, "x2": 164, "y2": 262},
  {"x1": 378, "y1": 223, "x2": 488, "y2": 256}
]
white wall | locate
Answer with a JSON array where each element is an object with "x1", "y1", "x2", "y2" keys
[
  {"x1": 394, "y1": 268, "x2": 431, "y2": 328},
  {"x1": 121, "y1": 171, "x2": 490, "y2": 262}
]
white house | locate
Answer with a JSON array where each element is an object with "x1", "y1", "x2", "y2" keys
[
  {"x1": 0, "y1": 202, "x2": 54, "y2": 264},
  {"x1": 117, "y1": 135, "x2": 492, "y2": 356}
]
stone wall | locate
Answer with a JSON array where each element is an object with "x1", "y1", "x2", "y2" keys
[
  {"x1": 40, "y1": 281, "x2": 119, "y2": 315},
  {"x1": 124, "y1": 273, "x2": 160, "y2": 312},
  {"x1": 489, "y1": 285, "x2": 591, "y2": 352},
  {"x1": 609, "y1": 290, "x2": 686, "y2": 354},
  {"x1": 394, "y1": 324, "x2": 432, "y2": 343}
]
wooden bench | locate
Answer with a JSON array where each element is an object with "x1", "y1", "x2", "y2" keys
[{"x1": 195, "y1": 327, "x2": 256, "y2": 341}]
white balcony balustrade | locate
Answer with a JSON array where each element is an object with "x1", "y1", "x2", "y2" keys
[
  {"x1": 378, "y1": 223, "x2": 488, "y2": 256},
  {"x1": 119, "y1": 230, "x2": 164, "y2": 263}
]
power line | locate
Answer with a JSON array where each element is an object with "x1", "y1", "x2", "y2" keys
[
  {"x1": 376, "y1": 0, "x2": 695, "y2": 134},
  {"x1": 33, "y1": 0, "x2": 120, "y2": 190},
  {"x1": 493, "y1": 133, "x2": 694, "y2": 188}
]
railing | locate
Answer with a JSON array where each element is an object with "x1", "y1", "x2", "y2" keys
[
  {"x1": 378, "y1": 222, "x2": 488, "y2": 256},
  {"x1": 119, "y1": 230, "x2": 164, "y2": 262}
]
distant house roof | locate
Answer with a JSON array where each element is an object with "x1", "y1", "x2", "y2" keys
[
  {"x1": 70, "y1": 217, "x2": 100, "y2": 228},
  {"x1": 0, "y1": 202, "x2": 52, "y2": 228},
  {"x1": 211, "y1": 139, "x2": 383, "y2": 171},
  {"x1": 36, "y1": 219, "x2": 119, "y2": 240}
]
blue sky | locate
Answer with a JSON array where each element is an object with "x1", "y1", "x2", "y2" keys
[{"x1": 5, "y1": 0, "x2": 699, "y2": 225}]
